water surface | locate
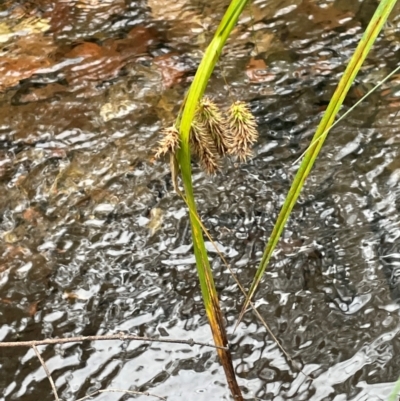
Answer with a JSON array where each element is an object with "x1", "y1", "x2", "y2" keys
[{"x1": 1, "y1": 0, "x2": 400, "y2": 400}]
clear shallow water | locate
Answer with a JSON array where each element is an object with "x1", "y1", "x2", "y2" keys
[{"x1": 2, "y1": 0, "x2": 400, "y2": 400}]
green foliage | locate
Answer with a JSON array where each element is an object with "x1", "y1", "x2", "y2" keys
[
  {"x1": 237, "y1": 0, "x2": 399, "y2": 326},
  {"x1": 388, "y1": 376, "x2": 400, "y2": 401},
  {"x1": 164, "y1": 0, "x2": 400, "y2": 398},
  {"x1": 175, "y1": 1, "x2": 250, "y2": 399}
]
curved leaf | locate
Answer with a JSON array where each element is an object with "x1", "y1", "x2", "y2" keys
[
  {"x1": 237, "y1": 0, "x2": 398, "y2": 326},
  {"x1": 176, "y1": 1, "x2": 249, "y2": 399}
]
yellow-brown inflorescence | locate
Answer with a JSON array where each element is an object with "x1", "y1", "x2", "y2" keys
[
  {"x1": 154, "y1": 98, "x2": 258, "y2": 174},
  {"x1": 196, "y1": 97, "x2": 229, "y2": 157},
  {"x1": 227, "y1": 101, "x2": 258, "y2": 162},
  {"x1": 190, "y1": 119, "x2": 220, "y2": 175},
  {"x1": 154, "y1": 125, "x2": 180, "y2": 159}
]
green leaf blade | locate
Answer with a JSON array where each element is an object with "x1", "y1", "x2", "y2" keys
[
  {"x1": 175, "y1": 1, "x2": 249, "y2": 399},
  {"x1": 237, "y1": 0, "x2": 399, "y2": 326}
]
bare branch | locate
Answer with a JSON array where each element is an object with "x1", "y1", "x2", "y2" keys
[
  {"x1": 76, "y1": 388, "x2": 166, "y2": 401},
  {"x1": 0, "y1": 333, "x2": 226, "y2": 350},
  {"x1": 32, "y1": 345, "x2": 60, "y2": 401}
]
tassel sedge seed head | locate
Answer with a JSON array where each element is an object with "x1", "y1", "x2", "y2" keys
[
  {"x1": 190, "y1": 119, "x2": 220, "y2": 175},
  {"x1": 227, "y1": 101, "x2": 258, "y2": 162},
  {"x1": 154, "y1": 125, "x2": 180, "y2": 159},
  {"x1": 196, "y1": 97, "x2": 229, "y2": 156}
]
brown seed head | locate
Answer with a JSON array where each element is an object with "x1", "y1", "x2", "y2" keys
[
  {"x1": 154, "y1": 125, "x2": 180, "y2": 159},
  {"x1": 190, "y1": 120, "x2": 220, "y2": 175},
  {"x1": 227, "y1": 101, "x2": 258, "y2": 162},
  {"x1": 196, "y1": 97, "x2": 229, "y2": 156}
]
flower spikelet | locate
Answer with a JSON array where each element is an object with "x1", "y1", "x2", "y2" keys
[
  {"x1": 196, "y1": 97, "x2": 229, "y2": 156},
  {"x1": 154, "y1": 125, "x2": 180, "y2": 159},
  {"x1": 190, "y1": 120, "x2": 220, "y2": 175},
  {"x1": 227, "y1": 101, "x2": 258, "y2": 162}
]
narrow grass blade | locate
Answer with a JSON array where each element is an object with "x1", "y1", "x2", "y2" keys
[
  {"x1": 293, "y1": 64, "x2": 400, "y2": 167},
  {"x1": 237, "y1": 0, "x2": 398, "y2": 327},
  {"x1": 176, "y1": 1, "x2": 249, "y2": 399},
  {"x1": 388, "y1": 376, "x2": 400, "y2": 401}
]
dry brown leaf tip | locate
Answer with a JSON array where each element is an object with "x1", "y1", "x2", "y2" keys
[
  {"x1": 154, "y1": 125, "x2": 180, "y2": 159},
  {"x1": 227, "y1": 101, "x2": 258, "y2": 162}
]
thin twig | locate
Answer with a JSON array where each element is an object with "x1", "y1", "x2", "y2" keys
[
  {"x1": 0, "y1": 333, "x2": 226, "y2": 350},
  {"x1": 196, "y1": 211, "x2": 297, "y2": 365},
  {"x1": 180, "y1": 197, "x2": 311, "y2": 378},
  {"x1": 75, "y1": 388, "x2": 166, "y2": 401},
  {"x1": 32, "y1": 345, "x2": 60, "y2": 401}
]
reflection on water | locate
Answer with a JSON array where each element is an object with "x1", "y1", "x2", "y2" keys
[{"x1": 1, "y1": 0, "x2": 400, "y2": 400}]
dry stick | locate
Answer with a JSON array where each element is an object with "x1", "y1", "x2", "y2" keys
[
  {"x1": 32, "y1": 345, "x2": 60, "y2": 401},
  {"x1": 34, "y1": 346, "x2": 166, "y2": 401},
  {"x1": 0, "y1": 333, "x2": 226, "y2": 350},
  {"x1": 75, "y1": 388, "x2": 166, "y2": 401}
]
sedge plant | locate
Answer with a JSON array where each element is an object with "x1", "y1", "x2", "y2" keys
[
  {"x1": 236, "y1": 0, "x2": 399, "y2": 325},
  {"x1": 155, "y1": 1, "x2": 251, "y2": 399},
  {"x1": 156, "y1": 0, "x2": 400, "y2": 398}
]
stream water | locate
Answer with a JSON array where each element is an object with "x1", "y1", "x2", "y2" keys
[{"x1": 2, "y1": 0, "x2": 400, "y2": 400}]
